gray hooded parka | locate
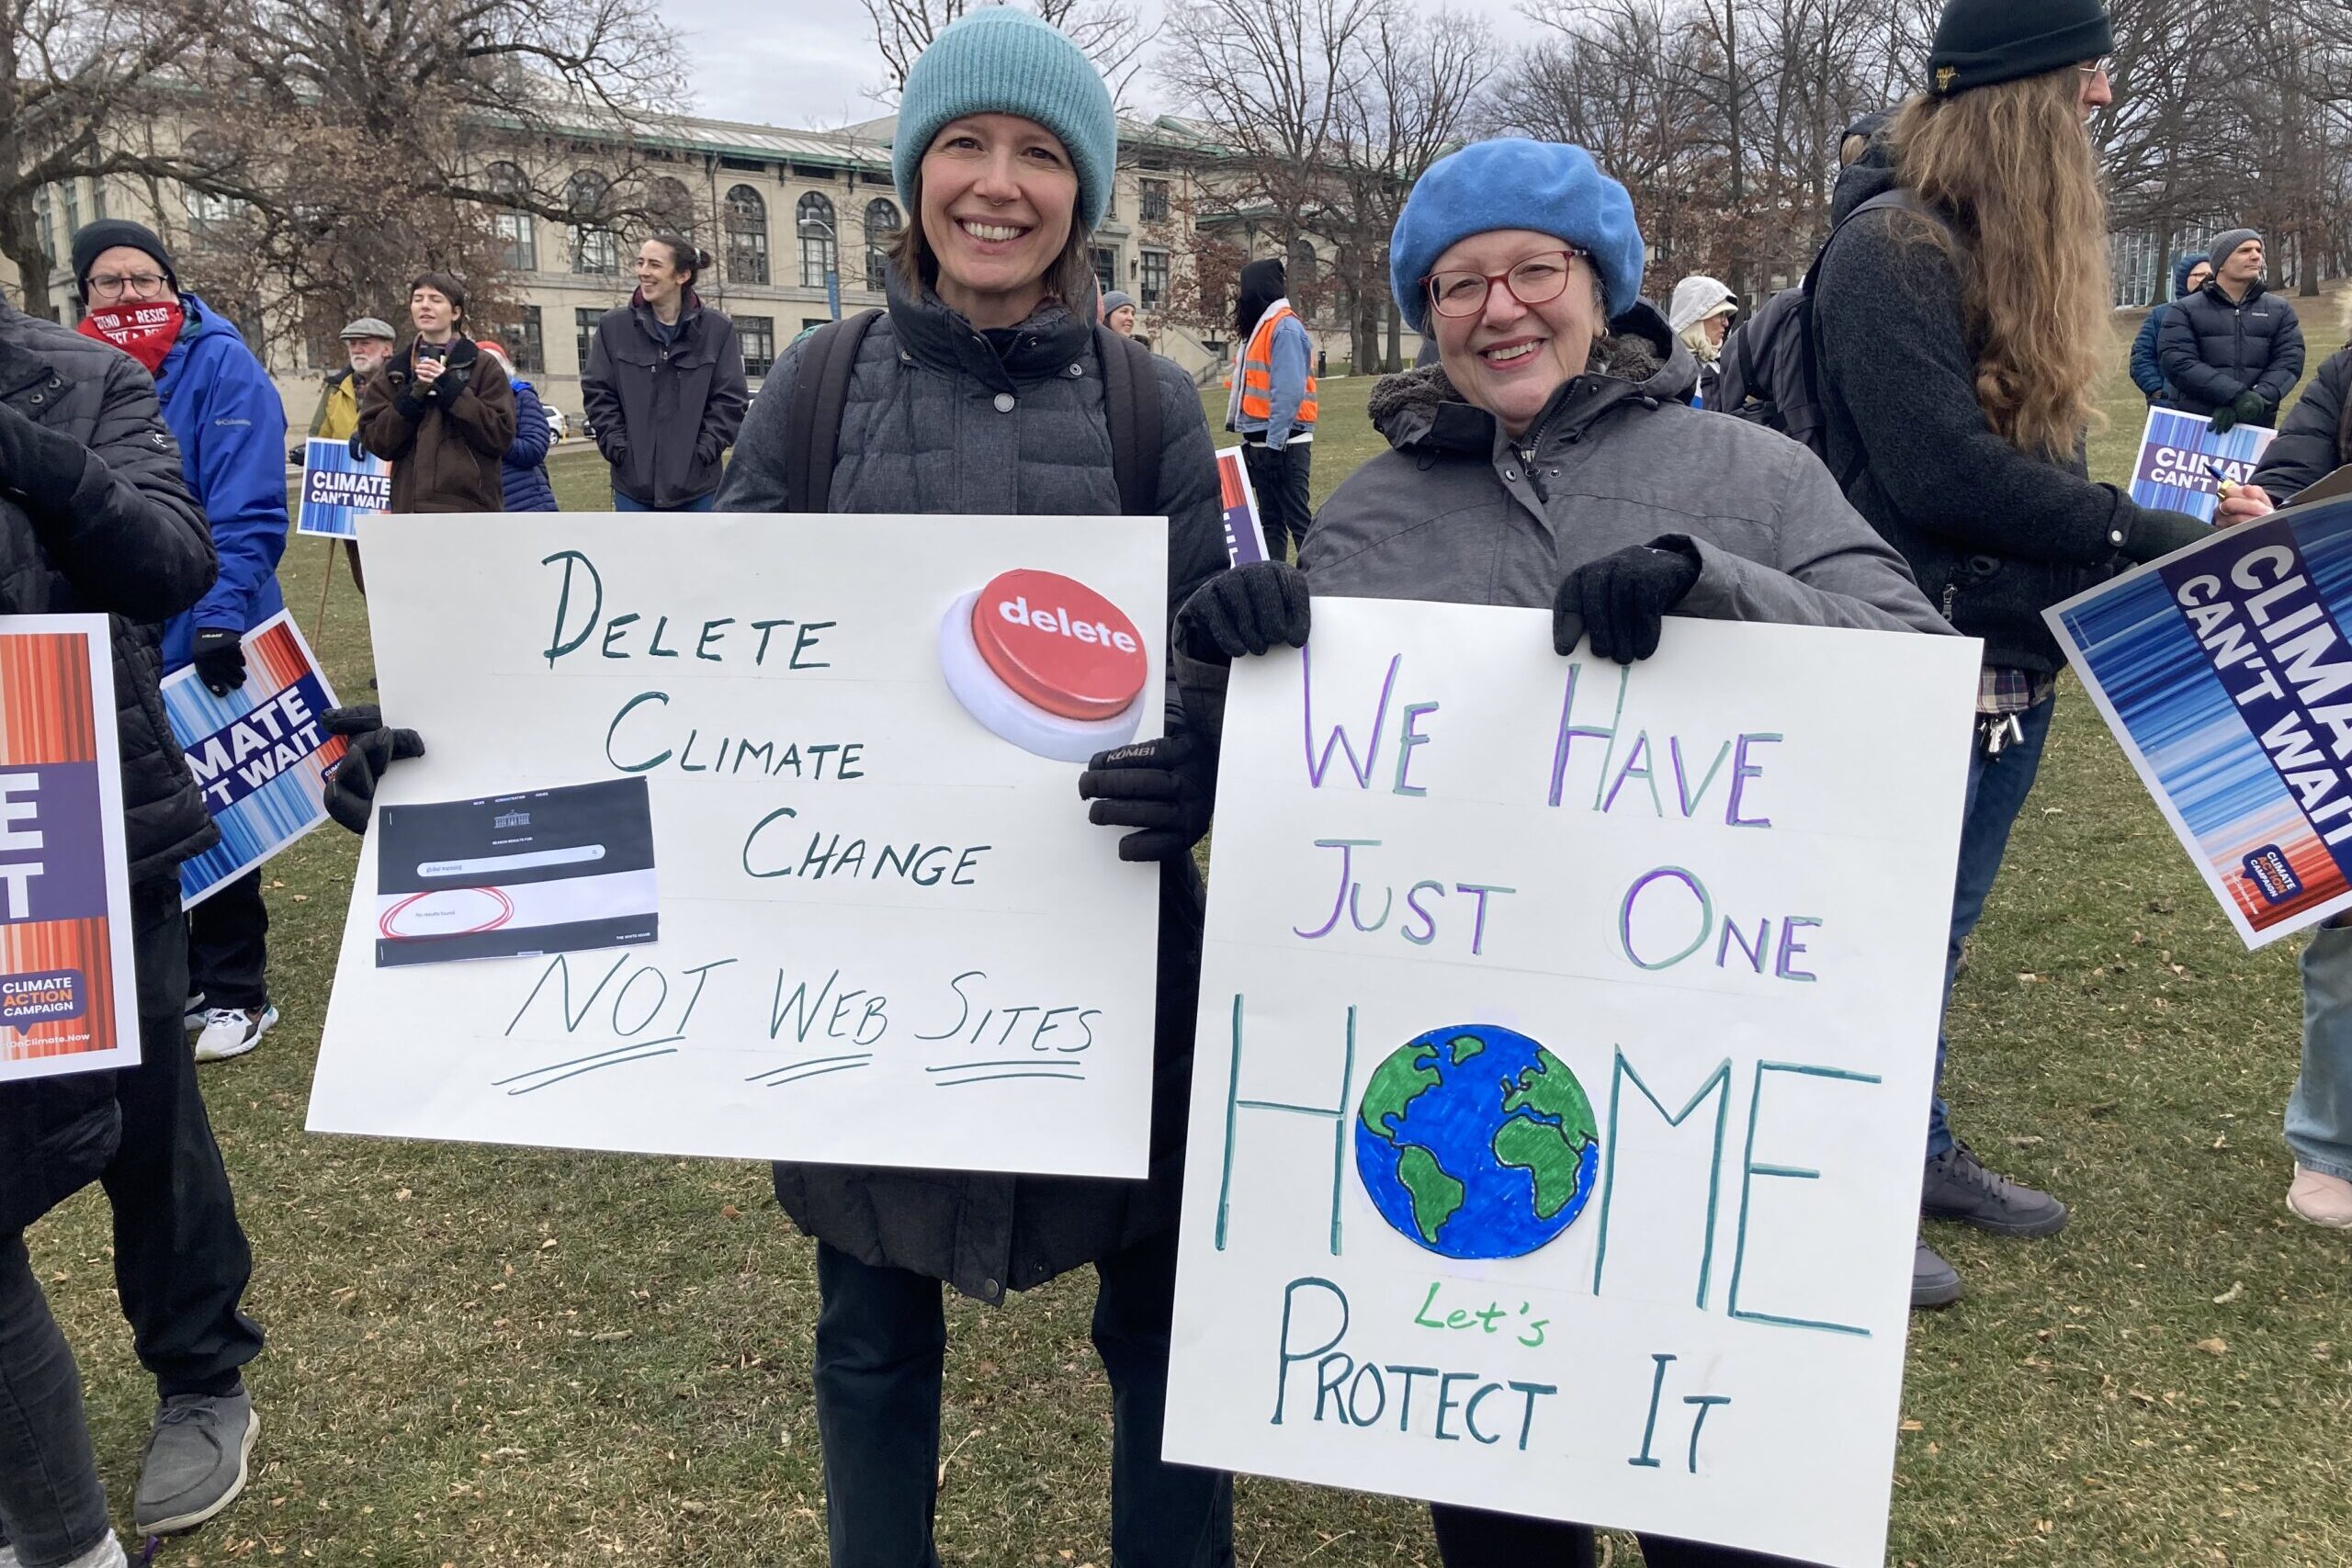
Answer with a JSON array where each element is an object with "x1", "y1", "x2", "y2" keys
[{"x1": 1306, "y1": 306, "x2": 1949, "y2": 639}]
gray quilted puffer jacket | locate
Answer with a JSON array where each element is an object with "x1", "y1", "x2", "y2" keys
[{"x1": 719, "y1": 274, "x2": 1229, "y2": 1303}]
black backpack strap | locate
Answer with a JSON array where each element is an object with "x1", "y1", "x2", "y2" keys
[
  {"x1": 784, "y1": 310, "x2": 883, "y2": 513},
  {"x1": 1804, "y1": 189, "x2": 1944, "y2": 492},
  {"x1": 1096, "y1": 326, "x2": 1163, "y2": 516}
]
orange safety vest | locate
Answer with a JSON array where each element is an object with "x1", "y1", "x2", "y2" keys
[{"x1": 1238, "y1": 305, "x2": 1318, "y2": 430}]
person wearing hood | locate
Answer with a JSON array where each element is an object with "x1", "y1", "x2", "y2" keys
[
  {"x1": 1808, "y1": 0, "x2": 2222, "y2": 1308},
  {"x1": 478, "y1": 339, "x2": 558, "y2": 512},
  {"x1": 63, "y1": 219, "x2": 271, "y2": 1540},
  {"x1": 581, "y1": 235, "x2": 747, "y2": 512},
  {"x1": 1170, "y1": 135, "x2": 1946, "y2": 1568},
  {"x1": 1667, "y1": 275, "x2": 1737, "y2": 407},
  {"x1": 2128, "y1": 254, "x2": 2211, "y2": 407},
  {"x1": 2157, "y1": 228, "x2": 2304, "y2": 433},
  {"x1": 1226, "y1": 255, "x2": 1317, "y2": 562},
  {"x1": 359, "y1": 272, "x2": 517, "y2": 516}
]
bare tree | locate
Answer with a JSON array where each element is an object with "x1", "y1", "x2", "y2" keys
[
  {"x1": 0, "y1": 0, "x2": 241, "y2": 319},
  {"x1": 860, "y1": 0, "x2": 1158, "y2": 102},
  {"x1": 177, "y1": 0, "x2": 686, "y2": 352}
]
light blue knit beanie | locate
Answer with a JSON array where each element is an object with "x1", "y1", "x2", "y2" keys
[
  {"x1": 1390, "y1": 140, "x2": 1647, "y2": 333},
  {"x1": 893, "y1": 8, "x2": 1119, "y2": 231}
]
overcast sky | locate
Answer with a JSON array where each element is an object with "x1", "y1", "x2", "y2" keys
[{"x1": 664, "y1": 0, "x2": 1545, "y2": 130}]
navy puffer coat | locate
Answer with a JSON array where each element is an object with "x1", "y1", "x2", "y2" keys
[
  {"x1": 2156, "y1": 279, "x2": 2306, "y2": 425},
  {"x1": 502, "y1": 377, "x2": 558, "y2": 512}
]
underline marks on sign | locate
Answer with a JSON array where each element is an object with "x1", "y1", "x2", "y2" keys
[
  {"x1": 747, "y1": 1052, "x2": 875, "y2": 1088},
  {"x1": 494, "y1": 1035, "x2": 685, "y2": 1095},
  {"x1": 925, "y1": 1058, "x2": 1089, "y2": 1088}
]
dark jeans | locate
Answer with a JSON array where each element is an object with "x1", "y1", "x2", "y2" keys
[
  {"x1": 1241, "y1": 441, "x2": 1312, "y2": 563},
  {"x1": 188, "y1": 869, "x2": 269, "y2": 1012},
  {"x1": 811, "y1": 1235, "x2": 1232, "y2": 1568},
  {"x1": 103, "y1": 889, "x2": 264, "y2": 1398},
  {"x1": 0, "y1": 1232, "x2": 110, "y2": 1568},
  {"x1": 1430, "y1": 1506, "x2": 1820, "y2": 1566},
  {"x1": 1926, "y1": 697, "x2": 2055, "y2": 1160},
  {"x1": 612, "y1": 489, "x2": 717, "y2": 513}
]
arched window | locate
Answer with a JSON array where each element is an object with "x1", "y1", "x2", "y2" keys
[
  {"x1": 797, "y1": 192, "x2": 837, "y2": 289},
  {"x1": 568, "y1": 171, "x2": 617, "y2": 276},
  {"x1": 725, "y1": 186, "x2": 769, "y2": 287},
  {"x1": 647, "y1": 175, "x2": 695, "y2": 237},
  {"x1": 863, "y1": 197, "x2": 900, "y2": 294},
  {"x1": 484, "y1": 161, "x2": 536, "y2": 273}
]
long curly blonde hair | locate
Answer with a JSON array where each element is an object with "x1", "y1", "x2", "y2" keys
[{"x1": 1891, "y1": 71, "x2": 2113, "y2": 462}]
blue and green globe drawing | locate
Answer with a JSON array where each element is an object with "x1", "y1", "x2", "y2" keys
[{"x1": 1354, "y1": 1024, "x2": 1600, "y2": 1259}]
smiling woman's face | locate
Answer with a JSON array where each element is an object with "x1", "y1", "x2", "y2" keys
[
  {"x1": 1428, "y1": 229, "x2": 1605, "y2": 439},
  {"x1": 918, "y1": 113, "x2": 1080, "y2": 330}
]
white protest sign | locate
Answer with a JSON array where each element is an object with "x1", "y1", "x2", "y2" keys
[
  {"x1": 1164, "y1": 601, "x2": 1979, "y2": 1568},
  {"x1": 308, "y1": 513, "x2": 1168, "y2": 1177}
]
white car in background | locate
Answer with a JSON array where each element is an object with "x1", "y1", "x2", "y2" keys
[{"x1": 545, "y1": 406, "x2": 571, "y2": 442}]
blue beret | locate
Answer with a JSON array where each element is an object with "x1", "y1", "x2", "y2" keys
[
  {"x1": 894, "y1": 8, "x2": 1119, "y2": 231},
  {"x1": 1389, "y1": 140, "x2": 1646, "y2": 333}
]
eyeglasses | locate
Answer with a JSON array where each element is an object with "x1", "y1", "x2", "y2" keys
[
  {"x1": 86, "y1": 272, "x2": 172, "y2": 301},
  {"x1": 1426, "y1": 250, "x2": 1587, "y2": 319},
  {"x1": 2078, "y1": 56, "x2": 2110, "y2": 79}
]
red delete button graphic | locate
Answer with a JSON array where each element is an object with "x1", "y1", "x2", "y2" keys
[
  {"x1": 971, "y1": 570, "x2": 1149, "y2": 720},
  {"x1": 941, "y1": 570, "x2": 1151, "y2": 761}
]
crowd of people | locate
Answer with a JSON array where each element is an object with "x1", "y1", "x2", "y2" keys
[{"x1": 4, "y1": 0, "x2": 2349, "y2": 1563}]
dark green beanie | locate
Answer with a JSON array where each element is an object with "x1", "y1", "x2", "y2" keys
[{"x1": 1928, "y1": 0, "x2": 2112, "y2": 97}]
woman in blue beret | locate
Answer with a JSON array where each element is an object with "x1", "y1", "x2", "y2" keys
[{"x1": 1168, "y1": 135, "x2": 1951, "y2": 1566}]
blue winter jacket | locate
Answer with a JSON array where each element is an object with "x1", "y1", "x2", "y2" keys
[
  {"x1": 502, "y1": 377, "x2": 558, "y2": 512},
  {"x1": 152, "y1": 296, "x2": 288, "y2": 672},
  {"x1": 2130, "y1": 255, "x2": 2201, "y2": 404}
]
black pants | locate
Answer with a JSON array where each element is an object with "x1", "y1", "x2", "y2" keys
[
  {"x1": 188, "y1": 869, "x2": 269, "y2": 1012},
  {"x1": 102, "y1": 889, "x2": 264, "y2": 1399},
  {"x1": 811, "y1": 1235, "x2": 1232, "y2": 1568},
  {"x1": 1431, "y1": 1506, "x2": 1822, "y2": 1566},
  {"x1": 1241, "y1": 441, "x2": 1312, "y2": 564},
  {"x1": 0, "y1": 1231, "x2": 110, "y2": 1566}
]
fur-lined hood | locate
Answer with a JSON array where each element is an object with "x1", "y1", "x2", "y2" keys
[{"x1": 1367, "y1": 300, "x2": 1695, "y2": 455}]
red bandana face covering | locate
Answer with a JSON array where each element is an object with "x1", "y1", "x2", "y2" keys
[{"x1": 77, "y1": 299, "x2": 186, "y2": 374}]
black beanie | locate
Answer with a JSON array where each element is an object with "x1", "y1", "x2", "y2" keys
[
  {"x1": 1928, "y1": 0, "x2": 2112, "y2": 98},
  {"x1": 71, "y1": 220, "x2": 179, "y2": 302}
]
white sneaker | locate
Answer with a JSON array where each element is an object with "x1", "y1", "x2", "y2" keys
[
  {"x1": 183, "y1": 991, "x2": 208, "y2": 1029},
  {"x1": 193, "y1": 1004, "x2": 277, "y2": 1064},
  {"x1": 2288, "y1": 1166, "x2": 2352, "y2": 1229}
]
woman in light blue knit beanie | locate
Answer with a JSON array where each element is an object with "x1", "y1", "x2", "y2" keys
[
  {"x1": 712, "y1": 10, "x2": 1239, "y2": 1568},
  {"x1": 883, "y1": 5, "x2": 1120, "y2": 327}
]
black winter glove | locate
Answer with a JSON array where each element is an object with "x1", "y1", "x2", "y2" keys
[
  {"x1": 2120, "y1": 506, "x2": 2211, "y2": 564},
  {"x1": 1553, "y1": 538, "x2": 1703, "y2": 663},
  {"x1": 190, "y1": 626, "x2": 247, "y2": 694},
  {"x1": 321, "y1": 704, "x2": 425, "y2": 834},
  {"x1": 0, "y1": 401, "x2": 90, "y2": 515},
  {"x1": 1078, "y1": 734, "x2": 1215, "y2": 863},
  {"x1": 1172, "y1": 560, "x2": 1312, "y2": 664}
]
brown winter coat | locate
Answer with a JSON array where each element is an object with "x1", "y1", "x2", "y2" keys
[{"x1": 358, "y1": 335, "x2": 516, "y2": 512}]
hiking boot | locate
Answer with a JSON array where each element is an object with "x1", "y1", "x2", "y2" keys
[
  {"x1": 1922, "y1": 1140, "x2": 2069, "y2": 1236},
  {"x1": 2288, "y1": 1166, "x2": 2352, "y2": 1230},
  {"x1": 134, "y1": 1385, "x2": 257, "y2": 1534},
  {"x1": 193, "y1": 1004, "x2": 277, "y2": 1064},
  {"x1": 183, "y1": 990, "x2": 207, "y2": 1029},
  {"x1": 1913, "y1": 1235, "x2": 1962, "y2": 1309}
]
